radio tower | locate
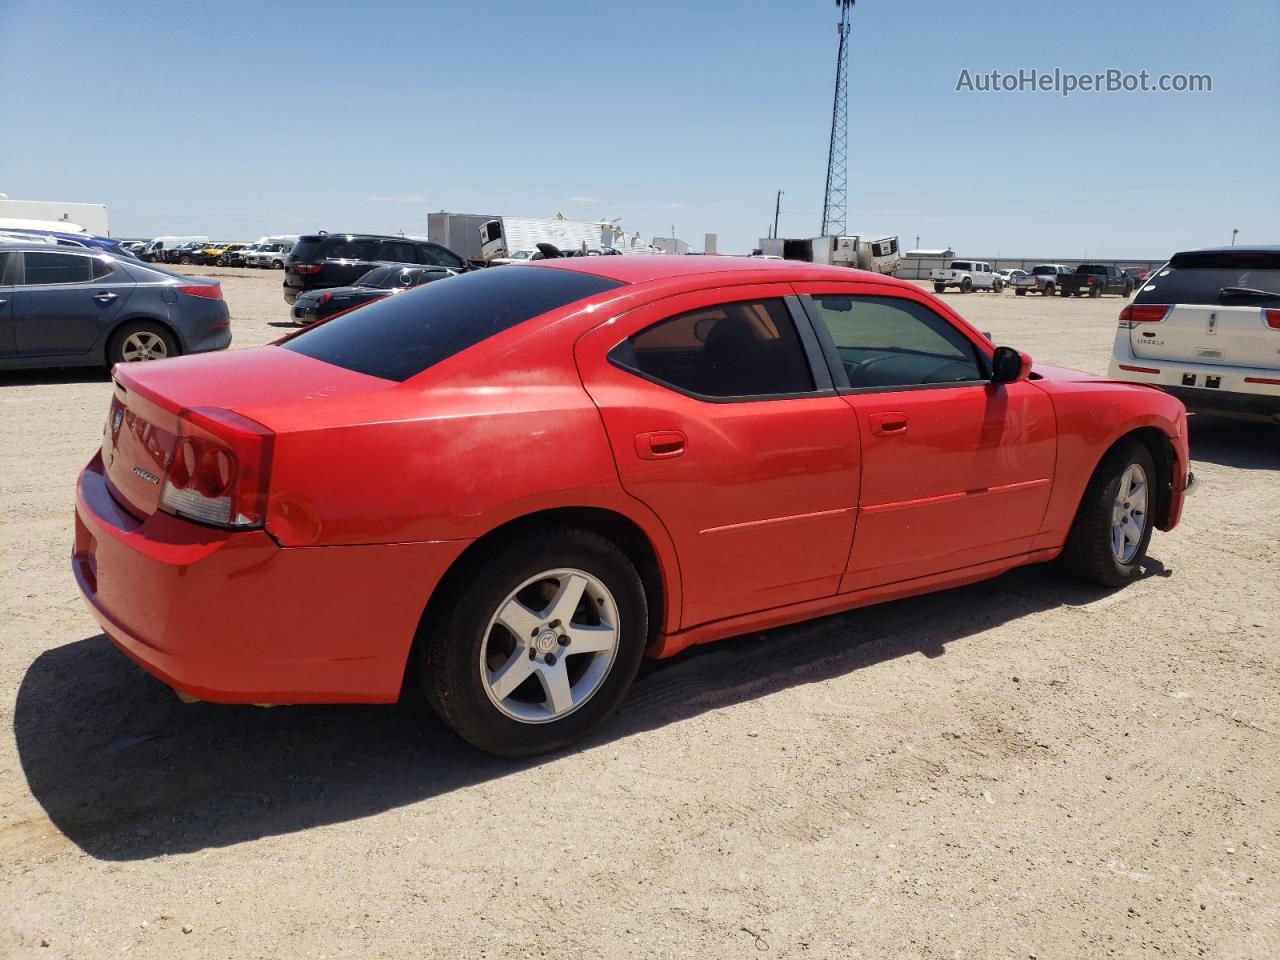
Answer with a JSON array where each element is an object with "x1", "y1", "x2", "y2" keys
[{"x1": 820, "y1": 0, "x2": 854, "y2": 237}]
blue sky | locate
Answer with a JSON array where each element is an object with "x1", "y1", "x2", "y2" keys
[{"x1": 2, "y1": 0, "x2": 1276, "y2": 256}]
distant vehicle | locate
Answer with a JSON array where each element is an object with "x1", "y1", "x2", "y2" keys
[
  {"x1": 998, "y1": 269, "x2": 1027, "y2": 286},
  {"x1": 120, "y1": 241, "x2": 149, "y2": 257},
  {"x1": 490, "y1": 248, "x2": 545, "y2": 266},
  {"x1": 224, "y1": 242, "x2": 260, "y2": 267},
  {"x1": 283, "y1": 232, "x2": 470, "y2": 304},
  {"x1": 755, "y1": 235, "x2": 901, "y2": 274},
  {"x1": 245, "y1": 242, "x2": 294, "y2": 269},
  {"x1": 1109, "y1": 246, "x2": 1280, "y2": 424},
  {"x1": 0, "y1": 245, "x2": 230, "y2": 370},
  {"x1": 169, "y1": 241, "x2": 210, "y2": 265},
  {"x1": 430, "y1": 213, "x2": 655, "y2": 264},
  {"x1": 1013, "y1": 264, "x2": 1072, "y2": 297},
  {"x1": 930, "y1": 260, "x2": 1003, "y2": 294},
  {"x1": 214, "y1": 243, "x2": 250, "y2": 266},
  {"x1": 290, "y1": 264, "x2": 456, "y2": 324},
  {"x1": 0, "y1": 228, "x2": 130, "y2": 257},
  {"x1": 140, "y1": 236, "x2": 208, "y2": 263},
  {"x1": 1058, "y1": 264, "x2": 1136, "y2": 298},
  {"x1": 188, "y1": 243, "x2": 229, "y2": 266}
]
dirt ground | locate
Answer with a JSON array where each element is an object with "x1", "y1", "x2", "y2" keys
[{"x1": 2, "y1": 265, "x2": 1277, "y2": 959}]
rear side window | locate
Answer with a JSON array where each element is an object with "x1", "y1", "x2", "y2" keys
[
  {"x1": 419, "y1": 244, "x2": 466, "y2": 270},
  {"x1": 808, "y1": 294, "x2": 983, "y2": 389},
  {"x1": 609, "y1": 298, "x2": 814, "y2": 399},
  {"x1": 378, "y1": 241, "x2": 419, "y2": 264},
  {"x1": 23, "y1": 252, "x2": 94, "y2": 285},
  {"x1": 950, "y1": 261, "x2": 971, "y2": 270},
  {"x1": 1138, "y1": 251, "x2": 1280, "y2": 307},
  {"x1": 282, "y1": 266, "x2": 622, "y2": 381}
]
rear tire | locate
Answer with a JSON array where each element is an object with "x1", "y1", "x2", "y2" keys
[
  {"x1": 272, "y1": 259, "x2": 284, "y2": 270},
  {"x1": 1061, "y1": 440, "x2": 1156, "y2": 588},
  {"x1": 1015, "y1": 288, "x2": 1027, "y2": 296},
  {"x1": 960, "y1": 277, "x2": 972, "y2": 293},
  {"x1": 179, "y1": 255, "x2": 192, "y2": 265},
  {"x1": 107, "y1": 321, "x2": 178, "y2": 368},
  {"x1": 1090, "y1": 285, "x2": 1102, "y2": 298},
  {"x1": 1043, "y1": 283, "x2": 1055, "y2": 297},
  {"x1": 417, "y1": 527, "x2": 648, "y2": 758},
  {"x1": 934, "y1": 283, "x2": 946, "y2": 294}
]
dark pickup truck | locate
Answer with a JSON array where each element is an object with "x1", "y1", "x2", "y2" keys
[{"x1": 1058, "y1": 263, "x2": 1136, "y2": 298}]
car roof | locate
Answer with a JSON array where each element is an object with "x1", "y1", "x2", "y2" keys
[
  {"x1": 1174, "y1": 245, "x2": 1280, "y2": 255},
  {"x1": 528, "y1": 253, "x2": 916, "y2": 289}
]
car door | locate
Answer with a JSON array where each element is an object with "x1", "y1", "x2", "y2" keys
[
  {"x1": 0, "y1": 252, "x2": 15, "y2": 356},
  {"x1": 10, "y1": 251, "x2": 133, "y2": 358},
  {"x1": 795, "y1": 282, "x2": 1057, "y2": 592},
  {"x1": 575, "y1": 284, "x2": 861, "y2": 629}
]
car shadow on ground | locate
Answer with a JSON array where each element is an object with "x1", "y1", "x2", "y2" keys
[
  {"x1": 1187, "y1": 415, "x2": 1280, "y2": 470},
  {"x1": 15, "y1": 560, "x2": 1160, "y2": 861},
  {"x1": 0, "y1": 367, "x2": 110, "y2": 388}
]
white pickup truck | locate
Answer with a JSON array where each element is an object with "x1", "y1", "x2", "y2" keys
[
  {"x1": 1109, "y1": 246, "x2": 1280, "y2": 424},
  {"x1": 930, "y1": 259, "x2": 1003, "y2": 294}
]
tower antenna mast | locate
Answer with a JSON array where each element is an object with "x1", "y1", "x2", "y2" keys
[{"x1": 821, "y1": 0, "x2": 855, "y2": 237}]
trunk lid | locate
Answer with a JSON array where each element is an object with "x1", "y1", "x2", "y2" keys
[{"x1": 102, "y1": 346, "x2": 393, "y2": 519}]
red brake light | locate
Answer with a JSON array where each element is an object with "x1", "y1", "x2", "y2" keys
[
  {"x1": 1265, "y1": 309, "x2": 1280, "y2": 329},
  {"x1": 177, "y1": 284, "x2": 223, "y2": 301},
  {"x1": 295, "y1": 263, "x2": 324, "y2": 275},
  {"x1": 1118, "y1": 364, "x2": 1161, "y2": 374},
  {"x1": 159, "y1": 407, "x2": 273, "y2": 529},
  {"x1": 1120, "y1": 304, "x2": 1169, "y2": 324}
]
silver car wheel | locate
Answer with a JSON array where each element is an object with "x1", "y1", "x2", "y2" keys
[
  {"x1": 480, "y1": 568, "x2": 620, "y2": 724},
  {"x1": 120, "y1": 331, "x2": 169, "y2": 362},
  {"x1": 1110, "y1": 463, "x2": 1149, "y2": 564}
]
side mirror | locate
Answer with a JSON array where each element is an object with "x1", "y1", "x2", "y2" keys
[{"x1": 991, "y1": 346, "x2": 1032, "y2": 384}]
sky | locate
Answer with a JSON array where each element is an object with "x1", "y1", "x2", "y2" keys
[{"x1": 1, "y1": 0, "x2": 1277, "y2": 257}]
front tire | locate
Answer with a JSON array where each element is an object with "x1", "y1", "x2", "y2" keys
[
  {"x1": 417, "y1": 527, "x2": 648, "y2": 757},
  {"x1": 1061, "y1": 440, "x2": 1156, "y2": 587}
]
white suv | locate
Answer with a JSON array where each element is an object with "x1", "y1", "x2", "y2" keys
[
  {"x1": 930, "y1": 260, "x2": 1003, "y2": 294},
  {"x1": 1109, "y1": 246, "x2": 1280, "y2": 424}
]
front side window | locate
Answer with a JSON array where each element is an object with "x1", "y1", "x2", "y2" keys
[
  {"x1": 420, "y1": 244, "x2": 466, "y2": 270},
  {"x1": 23, "y1": 252, "x2": 93, "y2": 285},
  {"x1": 808, "y1": 294, "x2": 984, "y2": 389},
  {"x1": 609, "y1": 298, "x2": 814, "y2": 399},
  {"x1": 379, "y1": 241, "x2": 419, "y2": 264}
]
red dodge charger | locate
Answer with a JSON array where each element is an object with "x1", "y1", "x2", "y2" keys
[{"x1": 73, "y1": 256, "x2": 1194, "y2": 756}]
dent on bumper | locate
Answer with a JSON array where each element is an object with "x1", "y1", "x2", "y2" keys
[{"x1": 73, "y1": 455, "x2": 469, "y2": 704}]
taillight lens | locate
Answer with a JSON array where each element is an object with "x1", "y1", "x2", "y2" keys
[
  {"x1": 294, "y1": 263, "x2": 323, "y2": 275},
  {"x1": 159, "y1": 407, "x2": 273, "y2": 529},
  {"x1": 1120, "y1": 304, "x2": 1169, "y2": 324},
  {"x1": 177, "y1": 284, "x2": 223, "y2": 300},
  {"x1": 1265, "y1": 309, "x2": 1280, "y2": 329}
]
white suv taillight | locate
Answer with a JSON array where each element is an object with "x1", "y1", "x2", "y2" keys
[{"x1": 159, "y1": 407, "x2": 273, "y2": 529}]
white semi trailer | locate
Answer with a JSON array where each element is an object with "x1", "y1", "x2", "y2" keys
[
  {"x1": 428, "y1": 212, "x2": 658, "y2": 263},
  {"x1": 0, "y1": 196, "x2": 109, "y2": 235},
  {"x1": 757, "y1": 234, "x2": 900, "y2": 274}
]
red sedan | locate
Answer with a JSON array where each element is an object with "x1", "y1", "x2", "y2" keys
[{"x1": 73, "y1": 257, "x2": 1194, "y2": 756}]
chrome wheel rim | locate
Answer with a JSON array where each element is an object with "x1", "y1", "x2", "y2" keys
[
  {"x1": 1111, "y1": 463, "x2": 1149, "y2": 564},
  {"x1": 480, "y1": 568, "x2": 620, "y2": 724},
  {"x1": 120, "y1": 331, "x2": 168, "y2": 362}
]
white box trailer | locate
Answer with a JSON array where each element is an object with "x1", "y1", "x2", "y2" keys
[
  {"x1": 0, "y1": 197, "x2": 108, "y2": 235},
  {"x1": 430, "y1": 212, "x2": 658, "y2": 263},
  {"x1": 757, "y1": 234, "x2": 900, "y2": 274}
]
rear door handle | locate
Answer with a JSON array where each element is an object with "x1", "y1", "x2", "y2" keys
[
  {"x1": 869, "y1": 411, "x2": 908, "y2": 436},
  {"x1": 93, "y1": 292, "x2": 119, "y2": 303},
  {"x1": 635, "y1": 430, "x2": 686, "y2": 460}
]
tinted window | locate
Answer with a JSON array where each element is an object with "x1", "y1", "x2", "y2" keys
[
  {"x1": 292, "y1": 236, "x2": 382, "y2": 261},
  {"x1": 0, "y1": 252, "x2": 11, "y2": 284},
  {"x1": 809, "y1": 295, "x2": 983, "y2": 389},
  {"x1": 283, "y1": 266, "x2": 622, "y2": 381},
  {"x1": 91, "y1": 258, "x2": 114, "y2": 279},
  {"x1": 353, "y1": 266, "x2": 401, "y2": 288},
  {"x1": 379, "y1": 241, "x2": 419, "y2": 264},
  {"x1": 23, "y1": 252, "x2": 93, "y2": 285},
  {"x1": 1137, "y1": 258, "x2": 1280, "y2": 307},
  {"x1": 950, "y1": 261, "x2": 971, "y2": 270},
  {"x1": 1032, "y1": 265, "x2": 1059, "y2": 275},
  {"x1": 419, "y1": 244, "x2": 466, "y2": 270},
  {"x1": 609, "y1": 299, "x2": 814, "y2": 399}
]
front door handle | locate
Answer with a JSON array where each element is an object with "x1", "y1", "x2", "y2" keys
[
  {"x1": 869, "y1": 411, "x2": 908, "y2": 436},
  {"x1": 0, "y1": 299, "x2": 6, "y2": 306},
  {"x1": 635, "y1": 430, "x2": 686, "y2": 460},
  {"x1": 93, "y1": 292, "x2": 119, "y2": 303}
]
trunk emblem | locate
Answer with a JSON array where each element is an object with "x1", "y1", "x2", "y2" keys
[
  {"x1": 1207, "y1": 312, "x2": 1217, "y2": 335},
  {"x1": 132, "y1": 466, "x2": 160, "y2": 485}
]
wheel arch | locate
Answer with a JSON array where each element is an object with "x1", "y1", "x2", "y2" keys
[
  {"x1": 1088, "y1": 426, "x2": 1177, "y2": 530},
  {"x1": 103, "y1": 314, "x2": 186, "y2": 364}
]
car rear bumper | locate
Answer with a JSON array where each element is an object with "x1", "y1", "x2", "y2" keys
[
  {"x1": 73, "y1": 453, "x2": 469, "y2": 704},
  {"x1": 1108, "y1": 355, "x2": 1280, "y2": 423}
]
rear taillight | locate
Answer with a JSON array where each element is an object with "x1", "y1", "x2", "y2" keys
[
  {"x1": 177, "y1": 284, "x2": 223, "y2": 301},
  {"x1": 1265, "y1": 309, "x2": 1280, "y2": 329},
  {"x1": 1118, "y1": 364, "x2": 1161, "y2": 374},
  {"x1": 159, "y1": 407, "x2": 273, "y2": 529},
  {"x1": 1119, "y1": 304, "x2": 1169, "y2": 324},
  {"x1": 294, "y1": 263, "x2": 324, "y2": 275}
]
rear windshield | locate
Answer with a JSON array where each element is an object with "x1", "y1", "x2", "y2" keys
[
  {"x1": 354, "y1": 266, "x2": 406, "y2": 288},
  {"x1": 950, "y1": 261, "x2": 971, "y2": 270},
  {"x1": 290, "y1": 235, "x2": 380, "y2": 262},
  {"x1": 1077, "y1": 264, "x2": 1105, "y2": 274},
  {"x1": 1137, "y1": 251, "x2": 1280, "y2": 307},
  {"x1": 282, "y1": 266, "x2": 623, "y2": 381},
  {"x1": 1032, "y1": 265, "x2": 1059, "y2": 275}
]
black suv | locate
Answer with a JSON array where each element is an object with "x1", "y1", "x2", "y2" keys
[{"x1": 283, "y1": 233, "x2": 470, "y2": 304}]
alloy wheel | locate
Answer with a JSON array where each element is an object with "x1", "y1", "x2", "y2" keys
[
  {"x1": 1110, "y1": 463, "x2": 1148, "y2": 564},
  {"x1": 120, "y1": 331, "x2": 168, "y2": 362},
  {"x1": 480, "y1": 568, "x2": 620, "y2": 723}
]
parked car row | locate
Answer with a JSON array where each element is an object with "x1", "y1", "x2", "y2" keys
[{"x1": 282, "y1": 232, "x2": 470, "y2": 304}]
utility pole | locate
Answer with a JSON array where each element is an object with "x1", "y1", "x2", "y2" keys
[
  {"x1": 821, "y1": 0, "x2": 855, "y2": 237},
  {"x1": 773, "y1": 190, "x2": 784, "y2": 240},
  {"x1": 1232, "y1": 228, "x2": 1239, "y2": 246},
  {"x1": 915, "y1": 234, "x2": 920, "y2": 251}
]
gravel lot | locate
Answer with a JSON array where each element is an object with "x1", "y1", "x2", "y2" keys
[{"x1": 2, "y1": 265, "x2": 1276, "y2": 958}]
